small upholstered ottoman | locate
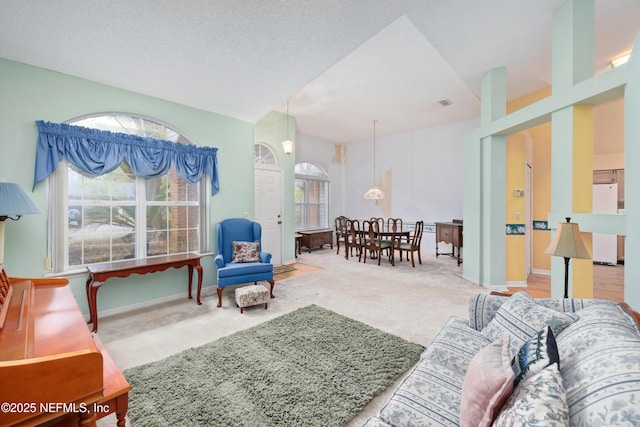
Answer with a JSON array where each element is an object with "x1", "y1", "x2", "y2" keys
[{"x1": 235, "y1": 285, "x2": 270, "y2": 313}]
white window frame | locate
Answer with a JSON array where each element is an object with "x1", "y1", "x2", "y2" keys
[
  {"x1": 295, "y1": 162, "x2": 330, "y2": 231},
  {"x1": 46, "y1": 114, "x2": 211, "y2": 274}
]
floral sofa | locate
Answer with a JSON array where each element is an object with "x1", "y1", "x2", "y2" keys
[{"x1": 363, "y1": 291, "x2": 640, "y2": 426}]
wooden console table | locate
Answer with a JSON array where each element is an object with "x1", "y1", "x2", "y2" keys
[
  {"x1": 435, "y1": 222, "x2": 463, "y2": 266},
  {"x1": 298, "y1": 229, "x2": 334, "y2": 253},
  {"x1": 85, "y1": 253, "x2": 203, "y2": 332},
  {"x1": 295, "y1": 233, "x2": 302, "y2": 258}
]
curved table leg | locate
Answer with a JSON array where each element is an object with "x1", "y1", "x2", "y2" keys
[
  {"x1": 187, "y1": 265, "x2": 193, "y2": 300},
  {"x1": 86, "y1": 276, "x2": 103, "y2": 332},
  {"x1": 267, "y1": 280, "x2": 275, "y2": 298},
  {"x1": 85, "y1": 275, "x2": 95, "y2": 324},
  {"x1": 217, "y1": 288, "x2": 223, "y2": 308},
  {"x1": 194, "y1": 264, "x2": 203, "y2": 305},
  {"x1": 187, "y1": 263, "x2": 203, "y2": 305},
  {"x1": 88, "y1": 281, "x2": 103, "y2": 333}
]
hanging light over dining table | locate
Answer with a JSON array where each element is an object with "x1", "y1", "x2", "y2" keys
[
  {"x1": 364, "y1": 120, "x2": 384, "y2": 200},
  {"x1": 281, "y1": 99, "x2": 294, "y2": 155}
]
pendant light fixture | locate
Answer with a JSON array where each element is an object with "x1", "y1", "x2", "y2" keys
[
  {"x1": 281, "y1": 99, "x2": 294, "y2": 155},
  {"x1": 364, "y1": 120, "x2": 385, "y2": 200}
]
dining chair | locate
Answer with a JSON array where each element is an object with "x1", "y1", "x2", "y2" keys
[
  {"x1": 370, "y1": 217, "x2": 385, "y2": 232},
  {"x1": 386, "y1": 218, "x2": 403, "y2": 234},
  {"x1": 360, "y1": 220, "x2": 393, "y2": 265},
  {"x1": 394, "y1": 220, "x2": 424, "y2": 267},
  {"x1": 370, "y1": 216, "x2": 390, "y2": 255},
  {"x1": 386, "y1": 218, "x2": 403, "y2": 262},
  {"x1": 345, "y1": 219, "x2": 364, "y2": 260},
  {"x1": 335, "y1": 215, "x2": 349, "y2": 255},
  {"x1": 388, "y1": 217, "x2": 407, "y2": 243}
]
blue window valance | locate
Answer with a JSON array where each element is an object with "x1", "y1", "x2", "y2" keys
[{"x1": 33, "y1": 120, "x2": 219, "y2": 195}]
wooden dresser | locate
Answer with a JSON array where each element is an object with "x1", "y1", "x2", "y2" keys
[{"x1": 435, "y1": 221, "x2": 463, "y2": 266}]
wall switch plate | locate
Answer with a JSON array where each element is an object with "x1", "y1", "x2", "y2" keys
[{"x1": 514, "y1": 189, "x2": 525, "y2": 197}]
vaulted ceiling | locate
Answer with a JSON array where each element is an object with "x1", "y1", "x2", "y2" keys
[{"x1": 1, "y1": 0, "x2": 638, "y2": 142}]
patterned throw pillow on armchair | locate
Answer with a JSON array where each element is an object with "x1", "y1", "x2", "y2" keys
[{"x1": 231, "y1": 240, "x2": 260, "y2": 263}]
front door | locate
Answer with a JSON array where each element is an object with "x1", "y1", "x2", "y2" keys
[{"x1": 255, "y1": 167, "x2": 283, "y2": 265}]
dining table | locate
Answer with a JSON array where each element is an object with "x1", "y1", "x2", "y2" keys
[{"x1": 345, "y1": 223, "x2": 410, "y2": 265}]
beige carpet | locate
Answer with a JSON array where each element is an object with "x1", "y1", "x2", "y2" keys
[{"x1": 96, "y1": 248, "x2": 486, "y2": 426}]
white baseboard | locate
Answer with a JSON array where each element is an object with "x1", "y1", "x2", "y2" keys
[
  {"x1": 460, "y1": 275, "x2": 510, "y2": 292},
  {"x1": 532, "y1": 269, "x2": 551, "y2": 276},
  {"x1": 506, "y1": 281, "x2": 527, "y2": 287},
  {"x1": 461, "y1": 274, "x2": 479, "y2": 286},
  {"x1": 91, "y1": 285, "x2": 217, "y2": 323},
  {"x1": 479, "y1": 283, "x2": 509, "y2": 292},
  {"x1": 460, "y1": 275, "x2": 523, "y2": 292}
]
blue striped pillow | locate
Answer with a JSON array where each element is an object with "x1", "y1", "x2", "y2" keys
[{"x1": 481, "y1": 292, "x2": 578, "y2": 356}]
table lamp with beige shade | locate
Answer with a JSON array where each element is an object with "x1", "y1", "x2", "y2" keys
[{"x1": 545, "y1": 217, "x2": 591, "y2": 298}]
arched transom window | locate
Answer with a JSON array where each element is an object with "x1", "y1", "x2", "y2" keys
[{"x1": 254, "y1": 143, "x2": 277, "y2": 165}]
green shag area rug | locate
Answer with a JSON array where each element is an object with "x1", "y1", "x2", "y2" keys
[{"x1": 124, "y1": 305, "x2": 424, "y2": 427}]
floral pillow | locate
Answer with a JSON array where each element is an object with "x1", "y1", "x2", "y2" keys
[
  {"x1": 231, "y1": 240, "x2": 260, "y2": 263},
  {"x1": 512, "y1": 326, "x2": 559, "y2": 388},
  {"x1": 481, "y1": 291, "x2": 578, "y2": 356},
  {"x1": 460, "y1": 335, "x2": 514, "y2": 427},
  {"x1": 493, "y1": 363, "x2": 569, "y2": 426}
]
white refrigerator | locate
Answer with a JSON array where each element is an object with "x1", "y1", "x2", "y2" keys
[{"x1": 592, "y1": 183, "x2": 618, "y2": 265}]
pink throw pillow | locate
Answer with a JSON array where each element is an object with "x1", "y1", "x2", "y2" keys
[{"x1": 460, "y1": 335, "x2": 514, "y2": 427}]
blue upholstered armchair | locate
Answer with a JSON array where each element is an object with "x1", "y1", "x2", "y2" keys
[{"x1": 214, "y1": 218, "x2": 275, "y2": 308}]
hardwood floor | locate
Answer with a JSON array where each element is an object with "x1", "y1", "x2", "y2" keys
[
  {"x1": 514, "y1": 264, "x2": 624, "y2": 302},
  {"x1": 274, "y1": 262, "x2": 322, "y2": 280}
]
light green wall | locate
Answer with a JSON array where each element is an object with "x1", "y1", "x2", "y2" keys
[{"x1": 0, "y1": 58, "x2": 257, "y2": 316}]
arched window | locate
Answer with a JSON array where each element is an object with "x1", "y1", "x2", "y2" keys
[
  {"x1": 254, "y1": 143, "x2": 277, "y2": 165},
  {"x1": 48, "y1": 114, "x2": 209, "y2": 272},
  {"x1": 295, "y1": 162, "x2": 329, "y2": 230}
]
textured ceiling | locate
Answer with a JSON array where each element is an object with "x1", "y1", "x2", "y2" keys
[{"x1": 0, "y1": 0, "x2": 638, "y2": 143}]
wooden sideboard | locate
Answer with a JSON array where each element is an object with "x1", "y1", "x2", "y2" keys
[
  {"x1": 298, "y1": 229, "x2": 333, "y2": 253},
  {"x1": 435, "y1": 221, "x2": 463, "y2": 266}
]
